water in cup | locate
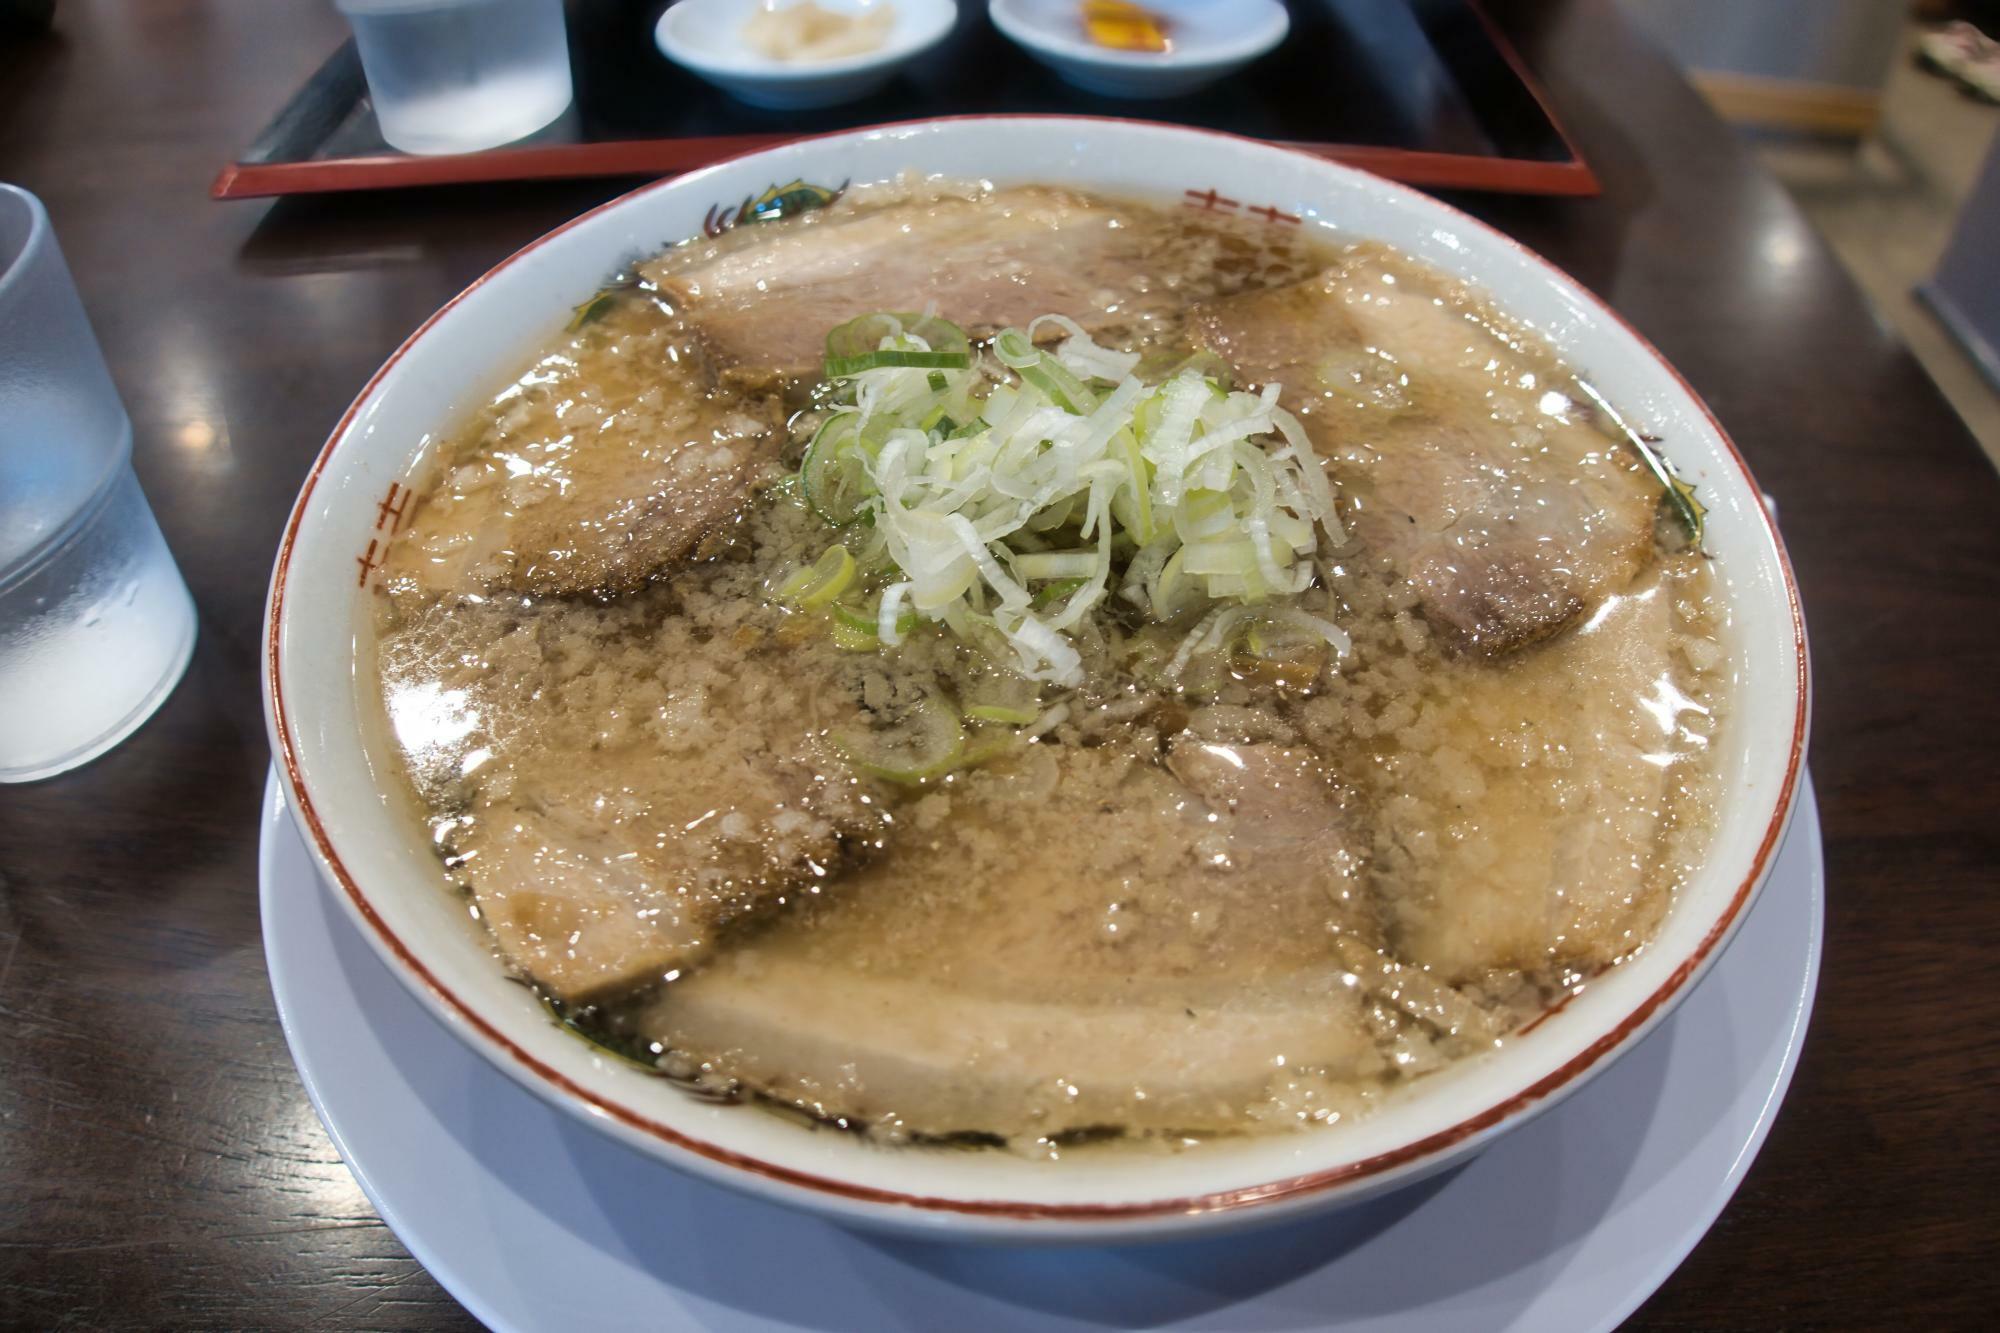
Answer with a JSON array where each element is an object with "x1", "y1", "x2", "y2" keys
[
  {"x1": 336, "y1": 0, "x2": 575, "y2": 156},
  {"x1": 1, "y1": 463, "x2": 196, "y2": 782},
  {"x1": 2, "y1": 183, "x2": 196, "y2": 782}
]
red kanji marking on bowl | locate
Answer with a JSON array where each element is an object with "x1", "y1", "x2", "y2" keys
[
  {"x1": 375, "y1": 482, "x2": 408, "y2": 533},
  {"x1": 1249, "y1": 203, "x2": 1301, "y2": 225},
  {"x1": 1184, "y1": 187, "x2": 1240, "y2": 211},
  {"x1": 355, "y1": 538, "x2": 382, "y2": 588}
]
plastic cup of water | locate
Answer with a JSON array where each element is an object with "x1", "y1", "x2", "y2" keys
[
  {"x1": 0, "y1": 183, "x2": 196, "y2": 783},
  {"x1": 334, "y1": 0, "x2": 576, "y2": 156}
]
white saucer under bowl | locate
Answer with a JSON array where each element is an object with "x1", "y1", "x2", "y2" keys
[{"x1": 261, "y1": 768, "x2": 1822, "y2": 1332}]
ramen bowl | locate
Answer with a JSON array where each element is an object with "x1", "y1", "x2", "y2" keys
[{"x1": 264, "y1": 117, "x2": 1808, "y2": 1243}]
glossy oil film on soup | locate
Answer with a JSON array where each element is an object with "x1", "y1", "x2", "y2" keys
[{"x1": 360, "y1": 177, "x2": 1726, "y2": 1156}]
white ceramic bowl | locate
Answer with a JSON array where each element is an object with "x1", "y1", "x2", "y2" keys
[
  {"x1": 264, "y1": 117, "x2": 1809, "y2": 1243},
  {"x1": 655, "y1": 0, "x2": 958, "y2": 109},
  {"x1": 990, "y1": 0, "x2": 1288, "y2": 98}
]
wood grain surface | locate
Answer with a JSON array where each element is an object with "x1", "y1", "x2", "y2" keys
[{"x1": 1, "y1": 0, "x2": 1996, "y2": 1327}]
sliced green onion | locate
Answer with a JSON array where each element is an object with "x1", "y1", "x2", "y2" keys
[
  {"x1": 1183, "y1": 536, "x2": 1259, "y2": 578},
  {"x1": 791, "y1": 308, "x2": 1347, "y2": 686},
  {"x1": 1114, "y1": 427, "x2": 1155, "y2": 542},
  {"x1": 994, "y1": 327, "x2": 1098, "y2": 414},
  {"x1": 1019, "y1": 360, "x2": 1095, "y2": 414},
  {"x1": 825, "y1": 348, "x2": 971, "y2": 376},
  {"x1": 958, "y1": 724, "x2": 1024, "y2": 767},
  {"x1": 962, "y1": 666, "x2": 1042, "y2": 724},
  {"x1": 830, "y1": 618, "x2": 880, "y2": 652},
  {"x1": 1169, "y1": 349, "x2": 1236, "y2": 393},
  {"x1": 1032, "y1": 314, "x2": 1143, "y2": 383},
  {"x1": 1236, "y1": 614, "x2": 1334, "y2": 685},
  {"x1": 1013, "y1": 551, "x2": 1098, "y2": 580},
  {"x1": 1149, "y1": 545, "x2": 1199, "y2": 620},
  {"x1": 1033, "y1": 576, "x2": 1088, "y2": 608},
  {"x1": 1176, "y1": 489, "x2": 1236, "y2": 541},
  {"x1": 833, "y1": 602, "x2": 918, "y2": 637},
  {"x1": 898, "y1": 313, "x2": 971, "y2": 355},
  {"x1": 775, "y1": 545, "x2": 855, "y2": 609},
  {"x1": 825, "y1": 311, "x2": 906, "y2": 361},
  {"x1": 991, "y1": 327, "x2": 1040, "y2": 369},
  {"x1": 801, "y1": 413, "x2": 871, "y2": 526},
  {"x1": 825, "y1": 312, "x2": 971, "y2": 378},
  {"x1": 965, "y1": 703, "x2": 1040, "y2": 725},
  {"x1": 1024, "y1": 496, "x2": 1077, "y2": 533},
  {"x1": 836, "y1": 693, "x2": 965, "y2": 784}
]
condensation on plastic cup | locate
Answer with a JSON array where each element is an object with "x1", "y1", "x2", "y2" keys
[
  {"x1": 334, "y1": 0, "x2": 576, "y2": 156},
  {"x1": 0, "y1": 183, "x2": 196, "y2": 784}
]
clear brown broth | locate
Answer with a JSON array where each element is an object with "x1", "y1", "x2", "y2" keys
[{"x1": 367, "y1": 181, "x2": 1725, "y2": 1153}]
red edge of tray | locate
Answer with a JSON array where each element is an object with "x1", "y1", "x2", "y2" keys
[{"x1": 211, "y1": 136, "x2": 1600, "y2": 200}]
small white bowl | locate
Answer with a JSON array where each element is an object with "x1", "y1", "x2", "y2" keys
[
  {"x1": 655, "y1": 0, "x2": 958, "y2": 110},
  {"x1": 990, "y1": 0, "x2": 1288, "y2": 98}
]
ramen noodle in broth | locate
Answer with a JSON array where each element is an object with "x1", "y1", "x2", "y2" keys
[{"x1": 368, "y1": 179, "x2": 1724, "y2": 1152}]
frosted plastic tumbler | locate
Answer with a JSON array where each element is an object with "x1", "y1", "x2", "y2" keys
[
  {"x1": 0, "y1": 183, "x2": 196, "y2": 783},
  {"x1": 335, "y1": 0, "x2": 575, "y2": 156}
]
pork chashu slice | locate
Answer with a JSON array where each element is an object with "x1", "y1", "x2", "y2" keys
[
  {"x1": 383, "y1": 301, "x2": 787, "y2": 601},
  {"x1": 400, "y1": 614, "x2": 884, "y2": 1007},
  {"x1": 642, "y1": 742, "x2": 1385, "y2": 1139},
  {"x1": 1189, "y1": 248, "x2": 1660, "y2": 655},
  {"x1": 1378, "y1": 566, "x2": 1704, "y2": 982},
  {"x1": 643, "y1": 186, "x2": 1152, "y2": 385}
]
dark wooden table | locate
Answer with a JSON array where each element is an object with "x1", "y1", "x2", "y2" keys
[{"x1": 3, "y1": 1, "x2": 1996, "y2": 1327}]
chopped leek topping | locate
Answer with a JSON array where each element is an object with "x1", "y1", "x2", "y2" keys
[
  {"x1": 824, "y1": 312, "x2": 972, "y2": 378},
  {"x1": 790, "y1": 313, "x2": 1348, "y2": 687},
  {"x1": 774, "y1": 544, "x2": 855, "y2": 609},
  {"x1": 836, "y1": 692, "x2": 966, "y2": 784},
  {"x1": 800, "y1": 413, "x2": 873, "y2": 526},
  {"x1": 995, "y1": 328, "x2": 1097, "y2": 414},
  {"x1": 830, "y1": 617, "x2": 884, "y2": 652},
  {"x1": 1032, "y1": 576, "x2": 1089, "y2": 608},
  {"x1": 825, "y1": 348, "x2": 971, "y2": 376},
  {"x1": 965, "y1": 703, "x2": 1040, "y2": 725},
  {"x1": 832, "y1": 602, "x2": 916, "y2": 636},
  {"x1": 962, "y1": 667, "x2": 1042, "y2": 724}
]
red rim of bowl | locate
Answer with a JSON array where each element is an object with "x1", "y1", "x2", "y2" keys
[{"x1": 266, "y1": 114, "x2": 1811, "y2": 1223}]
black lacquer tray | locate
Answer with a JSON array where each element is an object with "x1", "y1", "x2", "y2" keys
[{"x1": 213, "y1": 0, "x2": 1593, "y2": 199}]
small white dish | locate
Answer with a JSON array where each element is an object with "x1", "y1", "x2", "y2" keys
[
  {"x1": 990, "y1": 0, "x2": 1288, "y2": 99},
  {"x1": 656, "y1": 0, "x2": 958, "y2": 109},
  {"x1": 262, "y1": 768, "x2": 1824, "y2": 1330}
]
